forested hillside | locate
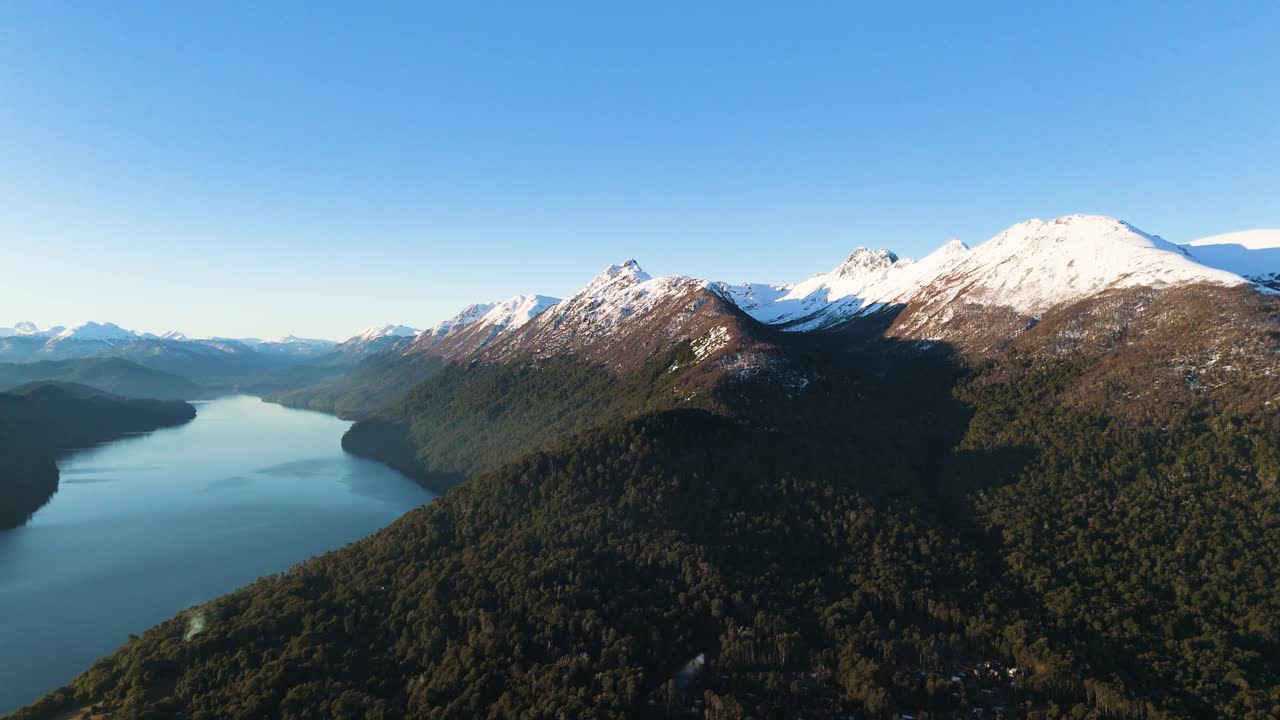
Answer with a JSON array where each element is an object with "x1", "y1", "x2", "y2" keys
[
  {"x1": 10, "y1": 284, "x2": 1280, "y2": 719},
  {"x1": 0, "y1": 384, "x2": 197, "y2": 530},
  {"x1": 341, "y1": 346, "x2": 721, "y2": 491},
  {"x1": 265, "y1": 354, "x2": 447, "y2": 419}
]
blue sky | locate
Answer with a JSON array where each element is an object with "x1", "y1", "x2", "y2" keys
[{"x1": 2, "y1": 1, "x2": 1277, "y2": 339}]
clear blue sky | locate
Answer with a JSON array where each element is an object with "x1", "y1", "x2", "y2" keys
[{"x1": 2, "y1": 1, "x2": 1277, "y2": 339}]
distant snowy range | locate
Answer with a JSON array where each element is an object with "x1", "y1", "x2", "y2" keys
[{"x1": 3, "y1": 215, "x2": 1277, "y2": 386}]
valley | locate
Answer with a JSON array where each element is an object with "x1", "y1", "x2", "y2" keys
[{"x1": 4, "y1": 215, "x2": 1280, "y2": 719}]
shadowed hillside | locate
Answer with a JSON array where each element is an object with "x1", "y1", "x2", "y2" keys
[{"x1": 0, "y1": 384, "x2": 197, "y2": 530}]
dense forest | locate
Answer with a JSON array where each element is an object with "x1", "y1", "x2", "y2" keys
[
  {"x1": 9, "y1": 287, "x2": 1280, "y2": 719},
  {"x1": 341, "y1": 346, "x2": 722, "y2": 491},
  {"x1": 0, "y1": 383, "x2": 197, "y2": 529},
  {"x1": 266, "y1": 354, "x2": 447, "y2": 419}
]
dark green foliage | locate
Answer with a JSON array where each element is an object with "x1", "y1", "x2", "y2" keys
[
  {"x1": 0, "y1": 383, "x2": 196, "y2": 530},
  {"x1": 13, "y1": 410, "x2": 1006, "y2": 720},
  {"x1": 12, "y1": 304, "x2": 1280, "y2": 718},
  {"x1": 949, "y1": 357, "x2": 1280, "y2": 718},
  {"x1": 267, "y1": 354, "x2": 447, "y2": 419},
  {"x1": 343, "y1": 347, "x2": 709, "y2": 492}
]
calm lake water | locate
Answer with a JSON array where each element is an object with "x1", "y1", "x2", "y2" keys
[{"x1": 0, "y1": 395, "x2": 433, "y2": 713}]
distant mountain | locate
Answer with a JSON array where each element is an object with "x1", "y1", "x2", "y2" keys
[
  {"x1": 332, "y1": 324, "x2": 421, "y2": 356},
  {"x1": 405, "y1": 294, "x2": 560, "y2": 359},
  {"x1": 1184, "y1": 229, "x2": 1280, "y2": 289},
  {"x1": 248, "y1": 335, "x2": 340, "y2": 358},
  {"x1": 0, "y1": 323, "x2": 346, "y2": 388},
  {"x1": 268, "y1": 297, "x2": 561, "y2": 416},
  {"x1": 0, "y1": 322, "x2": 62, "y2": 338},
  {"x1": 0, "y1": 357, "x2": 213, "y2": 400},
  {"x1": 0, "y1": 383, "x2": 196, "y2": 529}
]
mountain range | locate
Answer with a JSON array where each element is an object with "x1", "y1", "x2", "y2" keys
[
  {"x1": 261, "y1": 215, "x2": 1275, "y2": 419},
  {"x1": 10, "y1": 216, "x2": 1275, "y2": 372},
  {"x1": 7, "y1": 213, "x2": 1269, "y2": 386},
  {"x1": 9, "y1": 213, "x2": 1280, "y2": 720}
]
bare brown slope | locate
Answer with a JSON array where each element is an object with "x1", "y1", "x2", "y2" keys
[{"x1": 478, "y1": 282, "x2": 781, "y2": 384}]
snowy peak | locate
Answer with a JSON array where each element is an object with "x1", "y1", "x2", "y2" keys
[
  {"x1": 407, "y1": 294, "x2": 562, "y2": 359},
  {"x1": 476, "y1": 259, "x2": 761, "y2": 373},
  {"x1": 260, "y1": 335, "x2": 337, "y2": 347},
  {"x1": 932, "y1": 214, "x2": 1245, "y2": 315},
  {"x1": 475, "y1": 295, "x2": 560, "y2": 332},
  {"x1": 53, "y1": 321, "x2": 136, "y2": 342},
  {"x1": 722, "y1": 243, "x2": 946, "y2": 329},
  {"x1": 426, "y1": 303, "x2": 497, "y2": 339},
  {"x1": 14, "y1": 322, "x2": 45, "y2": 336},
  {"x1": 723, "y1": 214, "x2": 1249, "y2": 334},
  {"x1": 251, "y1": 335, "x2": 339, "y2": 358},
  {"x1": 335, "y1": 323, "x2": 423, "y2": 355},
  {"x1": 0, "y1": 322, "x2": 62, "y2": 339},
  {"x1": 980, "y1": 215, "x2": 1180, "y2": 257},
  {"x1": 833, "y1": 248, "x2": 900, "y2": 278},
  {"x1": 578, "y1": 259, "x2": 653, "y2": 296},
  {"x1": 421, "y1": 292, "x2": 557, "y2": 342},
  {"x1": 353, "y1": 324, "x2": 421, "y2": 343},
  {"x1": 556, "y1": 260, "x2": 701, "y2": 318}
]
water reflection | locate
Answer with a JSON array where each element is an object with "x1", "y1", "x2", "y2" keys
[{"x1": 0, "y1": 395, "x2": 432, "y2": 713}]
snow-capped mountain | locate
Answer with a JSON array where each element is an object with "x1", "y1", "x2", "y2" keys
[
  {"x1": 51, "y1": 321, "x2": 136, "y2": 343},
  {"x1": 722, "y1": 215, "x2": 1250, "y2": 342},
  {"x1": 252, "y1": 335, "x2": 339, "y2": 358},
  {"x1": 0, "y1": 321, "x2": 60, "y2": 338},
  {"x1": 5, "y1": 214, "x2": 1268, "y2": 380},
  {"x1": 355, "y1": 324, "x2": 420, "y2": 343},
  {"x1": 720, "y1": 241, "x2": 971, "y2": 330},
  {"x1": 1184, "y1": 229, "x2": 1280, "y2": 289},
  {"x1": 406, "y1": 294, "x2": 561, "y2": 359},
  {"x1": 334, "y1": 324, "x2": 422, "y2": 355},
  {"x1": 34, "y1": 322, "x2": 144, "y2": 358},
  {"x1": 0, "y1": 320, "x2": 342, "y2": 370},
  {"x1": 479, "y1": 260, "x2": 769, "y2": 373},
  {"x1": 406, "y1": 216, "x2": 1254, "y2": 372}
]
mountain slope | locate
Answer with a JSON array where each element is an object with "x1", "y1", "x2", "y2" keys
[
  {"x1": 337, "y1": 261, "x2": 784, "y2": 489},
  {"x1": 17, "y1": 281, "x2": 1280, "y2": 718},
  {"x1": 269, "y1": 296, "x2": 564, "y2": 416},
  {"x1": 0, "y1": 357, "x2": 214, "y2": 400},
  {"x1": 12, "y1": 215, "x2": 1280, "y2": 719},
  {"x1": 333, "y1": 324, "x2": 421, "y2": 356},
  {"x1": 481, "y1": 261, "x2": 773, "y2": 377},
  {"x1": 405, "y1": 294, "x2": 561, "y2": 360}
]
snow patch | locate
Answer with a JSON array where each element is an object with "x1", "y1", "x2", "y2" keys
[{"x1": 692, "y1": 326, "x2": 731, "y2": 361}]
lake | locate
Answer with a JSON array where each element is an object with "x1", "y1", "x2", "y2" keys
[{"x1": 0, "y1": 395, "x2": 433, "y2": 713}]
